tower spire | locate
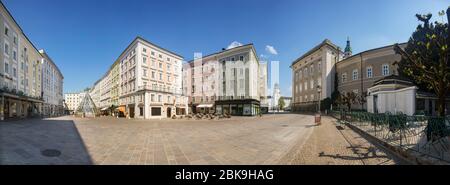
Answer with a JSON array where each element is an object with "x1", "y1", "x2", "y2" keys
[{"x1": 344, "y1": 37, "x2": 352, "y2": 58}]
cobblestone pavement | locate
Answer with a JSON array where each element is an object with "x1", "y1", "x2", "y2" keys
[
  {"x1": 0, "y1": 114, "x2": 407, "y2": 165},
  {"x1": 0, "y1": 114, "x2": 315, "y2": 165},
  {"x1": 281, "y1": 116, "x2": 408, "y2": 165}
]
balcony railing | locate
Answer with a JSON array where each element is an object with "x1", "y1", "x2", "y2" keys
[{"x1": 138, "y1": 85, "x2": 183, "y2": 95}]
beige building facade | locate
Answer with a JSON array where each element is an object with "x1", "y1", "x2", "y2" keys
[
  {"x1": 89, "y1": 37, "x2": 188, "y2": 119},
  {"x1": 336, "y1": 43, "x2": 406, "y2": 110},
  {"x1": 291, "y1": 39, "x2": 343, "y2": 112},
  {"x1": 1, "y1": 2, "x2": 62, "y2": 120}
]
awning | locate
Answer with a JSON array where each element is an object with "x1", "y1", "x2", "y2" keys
[{"x1": 197, "y1": 104, "x2": 213, "y2": 108}]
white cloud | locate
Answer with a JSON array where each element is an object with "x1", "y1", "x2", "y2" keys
[
  {"x1": 227, "y1": 41, "x2": 243, "y2": 49},
  {"x1": 265, "y1": 45, "x2": 278, "y2": 55},
  {"x1": 260, "y1": 54, "x2": 268, "y2": 61}
]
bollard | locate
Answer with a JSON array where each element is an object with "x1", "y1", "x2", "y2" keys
[{"x1": 315, "y1": 113, "x2": 321, "y2": 125}]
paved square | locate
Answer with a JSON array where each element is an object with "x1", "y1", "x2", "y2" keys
[{"x1": 0, "y1": 114, "x2": 316, "y2": 165}]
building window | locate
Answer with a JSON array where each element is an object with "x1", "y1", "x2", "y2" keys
[
  {"x1": 143, "y1": 57, "x2": 147, "y2": 64},
  {"x1": 304, "y1": 82, "x2": 308, "y2": 90},
  {"x1": 367, "y1": 66, "x2": 373, "y2": 78},
  {"x1": 342, "y1": 73, "x2": 347, "y2": 83},
  {"x1": 239, "y1": 79, "x2": 244, "y2": 89},
  {"x1": 13, "y1": 50, "x2": 16, "y2": 60},
  {"x1": 352, "y1": 69, "x2": 358, "y2": 80},
  {"x1": 151, "y1": 51, "x2": 155, "y2": 56},
  {"x1": 317, "y1": 77, "x2": 321, "y2": 86},
  {"x1": 318, "y1": 61, "x2": 321, "y2": 70},
  {"x1": 159, "y1": 63, "x2": 162, "y2": 69},
  {"x1": 299, "y1": 84, "x2": 302, "y2": 92},
  {"x1": 158, "y1": 95, "x2": 162, "y2": 102},
  {"x1": 159, "y1": 54, "x2": 162, "y2": 58},
  {"x1": 304, "y1": 68, "x2": 308, "y2": 77},
  {"x1": 167, "y1": 64, "x2": 171, "y2": 71},
  {"x1": 139, "y1": 107, "x2": 143, "y2": 116},
  {"x1": 167, "y1": 57, "x2": 170, "y2": 61},
  {"x1": 310, "y1": 80, "x2": 314, "y2": 89},
  {"x1": 143, "y1": 48, "x2": 147, "y2": 53},
  {"x1": 5, "y1": 63, "x2": 9, "y2": 74},
  {"x1": 143, "y1": 69, "x2": 147, "y2": 77},
  {"x1": 13, "y1": 68, "x2": 16, "y2": 77},
  {"x1": 239, "y1": 56, "x2": 244, "y2": 61},
  {"x1": 4, "y1": 27, "x2": 8, "y2": 36},
  {"x1": 159, "y1": 73, "x2": 162, "y2": 80},
  {"x1": 382, "y1": 64, "x2": 390, "y2": 76},
  {"x1": 167, "y1": 75, "x2": 171, "y2": 82},
  {"x1": 167, "y1": 96, "x2": 171, "y2": 103},
  {"x1": 310, "y1": 65, "x2": 314, "y2": 73},
  {"x1": 4, "y1": 43, "x2": 9, "y2": 55}
]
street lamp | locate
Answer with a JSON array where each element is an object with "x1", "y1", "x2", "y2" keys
[{"x1": 315, "y1": 85, "x2": 322, "y2": 125}]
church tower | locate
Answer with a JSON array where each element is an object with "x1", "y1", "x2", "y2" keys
[{"x1": 344, "y1": 37, "x2": 352, "y2": 58}]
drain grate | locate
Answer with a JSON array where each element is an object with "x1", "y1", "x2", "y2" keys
[
  {"x1": 336, "y1": 126, "x2": 345, "y2": 130},
  {"x1": 41, "y1": 149, "x2": 61, "y2": 157}
]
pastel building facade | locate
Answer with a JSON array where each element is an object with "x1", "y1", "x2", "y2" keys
[
  {"x1": 1, "y1": 2, "x2": 63, "y2": 120},
  {"x1": 89, "y1": 37, "x2": 188, "y2": 119},
  {"x1": 183, "y1": 44, "x2": 264, "y2": 116}
]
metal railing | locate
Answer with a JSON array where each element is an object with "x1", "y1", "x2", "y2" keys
[{"x1": 332, "y1": 110, "x2": 450, "y2": 163}]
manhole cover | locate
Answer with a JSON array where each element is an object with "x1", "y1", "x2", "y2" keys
[{"x1": 41, "y1": 149, "x2": 61, "y2": 157}]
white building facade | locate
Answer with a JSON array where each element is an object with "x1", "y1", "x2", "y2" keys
[
  {"x1": 115, "y1": 37, "x2": 188, "y2": 119},
  {"x1": 64, "y1": 92, "x2": 86, "y2": 113},
  {"x1": 40, "y1": 50, "x2": 64, "y2": 117}
]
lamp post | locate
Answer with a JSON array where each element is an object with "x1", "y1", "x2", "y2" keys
[{"x1": 315, "y1": 85, "x2": 322, "y2": 125}]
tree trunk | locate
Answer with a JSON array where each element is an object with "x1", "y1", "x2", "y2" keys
[{"x1": 437, "y1": 93, "x2": 446, "y2": 117}]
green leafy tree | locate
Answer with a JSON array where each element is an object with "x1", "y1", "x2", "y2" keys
[
  {"x1": 394, "y1": 8, "x2": 449, "y2": 116},
  {"x1": 278, "y1": 98, "x2": 286, "y2": 111}
]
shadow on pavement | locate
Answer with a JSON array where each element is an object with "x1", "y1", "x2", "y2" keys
[{"x1": 0, "y1": 118, "x2": 93, "y2": 165}]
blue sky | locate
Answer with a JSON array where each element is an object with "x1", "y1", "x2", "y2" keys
[{"x1": 2, "y1": 0, "x2": 449, "y2": 96}]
